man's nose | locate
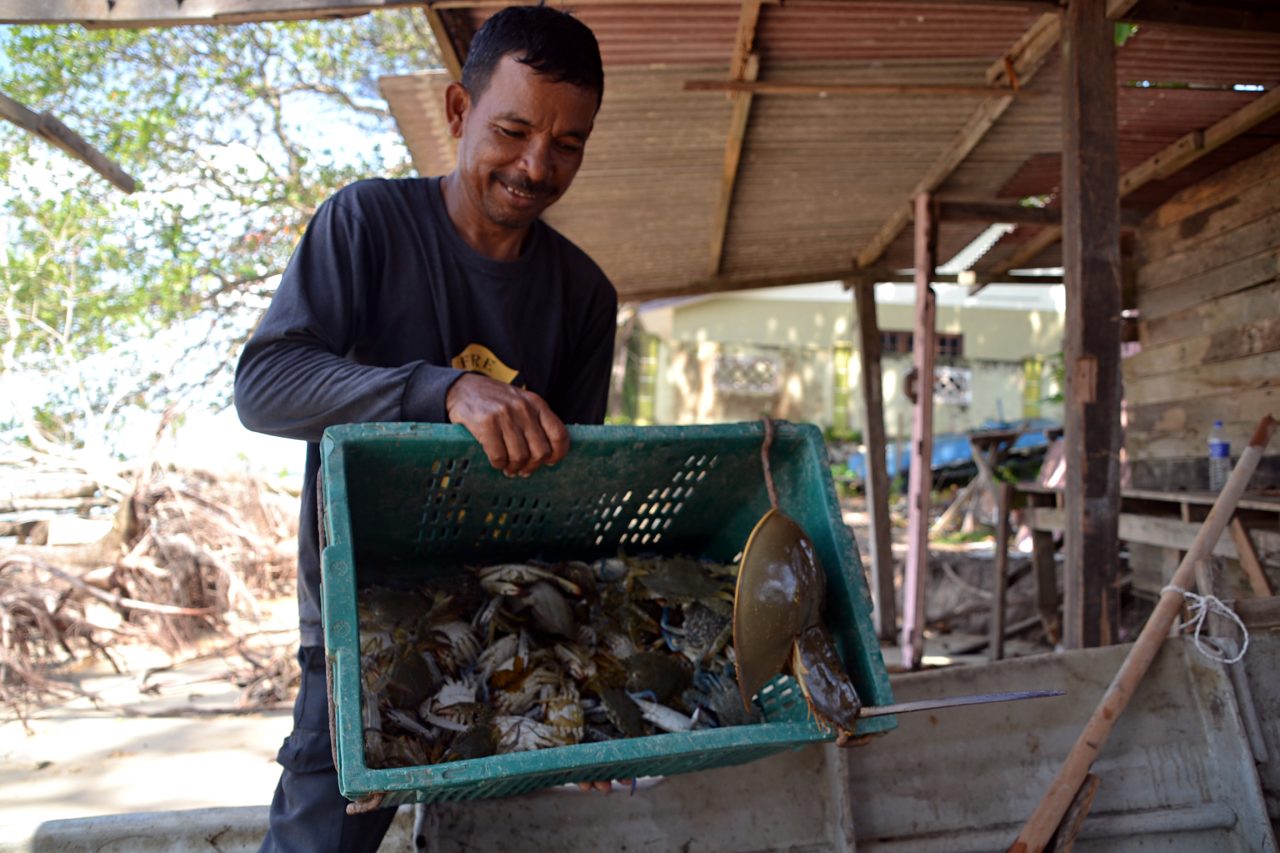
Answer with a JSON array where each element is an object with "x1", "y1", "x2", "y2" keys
[{"x1": 519, "y1": 137, "x2": 552, "y2": 184}]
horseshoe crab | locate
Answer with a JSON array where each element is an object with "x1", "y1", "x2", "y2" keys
[{"x1": 733, "y1": 421, "x2": 862, "y2": 744}]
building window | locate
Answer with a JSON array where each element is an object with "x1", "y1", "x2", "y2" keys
[
  {"x1": 937, "y1": 333, "x2": 964, "y2": 359},
  {"x1": 881, "y1": 329, "x2": 963, "y2": 358}
]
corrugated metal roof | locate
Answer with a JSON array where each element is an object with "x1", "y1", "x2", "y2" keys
[
  {"x1": 755, "y1": 1, "x2": 1044, "y2": 64},
  {"x1": 386, "y1": 4, "x2": 1280, "y2": 298}
]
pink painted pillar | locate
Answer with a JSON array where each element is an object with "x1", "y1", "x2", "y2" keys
[{"x1": 900, "y1": 192, "x2": 937, "y2": 670}]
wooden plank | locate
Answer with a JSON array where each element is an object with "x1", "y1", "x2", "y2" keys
[
  {"x1": 852, "y1": 277, "x2": 897, "y2": 642},
  {"x1": 1135, "y1": 247, "x2": 1279, "y2": 324},
  {"x1": 1139, "y1": 214, "x2": 1280, "y2": 292},
  {"x1": 0, "y1": 0, "x2": 414, "y2": 26},
  {"x1": 1125, "y1": 314, "x2": 1280, "y2": 379},
  {"x1": 1230, "y1": 518, "x2": 1275, "y2": 597},
  {"x1": 1121, "y1": 487, "x2": 1280, "y2": 513},
  {"x1": 1130, "y1": 455, "x2": 1280, "y2": 492},
  {"x1": 1123, "y1": 86, "x2": 1280, "y2": 197},
  {"x1": 707, "y1": 54, "x2": 759, "y2": 277},
  {"x1": 988, "y1": 225, "x2": 1062, "y2": 275},
  {"x1": 0, "y1": 0, "x2": 780, "y2": 23},
  {"x1": 1060, "y1": 0, "x2": 1121, "y2": 650},
  {"x1": 621, "y1": 268, "x2": 1061, "y2": 303},
  {"x1": 1231, "y1": 596, "x2": 1280, "y2": 629},
  {"x1": 1126, "y1": 389, "x2": 1280, "y2": 462},
  {"x1": 1141, "y1": 277, "x2": 1280, "y2": 347},
  {"x1": 1149, "y1": 143, "x2": 1280, "y2": 231},
  {"x1": 939, "y1": 199, "x2": 1144, "y2": 228},
  {"x1": 1024, "y1": 507, "x2": 1280, "y2": 566},
  {"x1": 706, "y1": 0, "x2": 764, "y2": 277},
  {"x1": 423, "y1": 2, "x2": 464, "y2": 81},
  {"x1": 0, "y1": 91, "x2": 136, "y2": 193},
  {"x1": 685, "y1": 80, "x2": 1023, "y2": 97},
  {"x1": 727, "y1": 0, "x2": 762, "y2": 82},
  {"x1": 901, "y1": 192, "x2": 938, "y2": 670},
  {"x1": 1125, "y1": 349, "x2": 1280, "y2": 409},
  {"x1": 1138, "y1": 179, "x2": 1280, "y2": 266}
]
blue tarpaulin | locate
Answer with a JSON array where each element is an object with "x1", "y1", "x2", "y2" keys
[{"x1": 844, "y1": 418, "x2": 1059, "y2": 482}]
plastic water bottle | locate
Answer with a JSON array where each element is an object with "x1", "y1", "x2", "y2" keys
[{"x1": 1208, "y1": 420, "x2": 1230, "y2": 492}]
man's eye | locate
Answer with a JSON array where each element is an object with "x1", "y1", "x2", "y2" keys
[
  {"x1": 556, "y1": 140, "x2": 583, "y2": 154},
  {"x1": 497, "y1": 126, "x2": 525, "y2": 139}
]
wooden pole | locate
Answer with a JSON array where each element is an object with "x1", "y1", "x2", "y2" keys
[
  {"x1": 990, "y1": 481, "x2": 1013, "y2": 661},
  {"x1": 1009, "y1": 415, "x2": 1277, "y2": 853},
  {"x1": 852, "y1": 276, "x2": 897, "y2": 641},
  {"x1": 900, "y1": 192, "x2": 938, "y2": 670},
  {"x1": 1060, "y1": 0, "x2": 1122, "y2": 649}
]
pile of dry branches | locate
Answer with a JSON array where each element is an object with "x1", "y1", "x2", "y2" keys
[{"x1": 1, "y1": 461, "x2": 299, "y2": 718}]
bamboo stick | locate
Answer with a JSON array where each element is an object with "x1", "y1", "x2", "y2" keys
[{"x1": 1008, "y1": 414, "x2": 1277, "y2": 853}]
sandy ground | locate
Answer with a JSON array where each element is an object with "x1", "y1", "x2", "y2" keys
[{"x1": 0, "y1": 607, "x2": 297, "y2": 849}]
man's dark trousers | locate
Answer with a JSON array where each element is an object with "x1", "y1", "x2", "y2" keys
[{"x1": 261, "y1": 646, "x2": 398, "y2": 852}]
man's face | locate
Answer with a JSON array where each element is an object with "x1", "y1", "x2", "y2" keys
[{"x1": 447, "y1": 54, "x2": 598, "y2": 232}]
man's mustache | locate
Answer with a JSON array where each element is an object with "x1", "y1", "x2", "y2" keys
[{"x1": 496, "y1": 173, "x2": 557, "y2": 198}]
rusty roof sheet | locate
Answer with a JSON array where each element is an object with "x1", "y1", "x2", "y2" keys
[{"x1": 386, "y1": 3, "x2": 1280, "y2": 299}]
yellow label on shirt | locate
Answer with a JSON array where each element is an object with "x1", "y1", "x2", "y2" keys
[{"x1": 452, "y1": 344, "x2": 518, "y2": 384}]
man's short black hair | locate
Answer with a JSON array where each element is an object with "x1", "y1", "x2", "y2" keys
[{"x1": 460, "y1": 5, "x2": 604, "y2": 110}]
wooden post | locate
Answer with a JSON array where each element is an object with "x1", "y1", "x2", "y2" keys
[
  {"x1": 990, "y1": 481, "x2": 1013, "y2": 661},
  {"x1": 1060, "y1": 0, "x2": 1122, "y2": 649},
  {"x1": 852, "y1": 276, "x2": 897, "y2": 641},
  {"x1": 901, "y1": 192, "x2": 938, "y2": 670}
]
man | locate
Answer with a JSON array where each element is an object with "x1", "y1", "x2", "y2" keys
[{"x1": 234, "y1": 7, "x2": 616, "y2": 850}]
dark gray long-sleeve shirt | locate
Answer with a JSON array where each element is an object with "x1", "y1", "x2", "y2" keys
[{"x1": 234, "y1": 177, "x2": 617, "y2": 646}]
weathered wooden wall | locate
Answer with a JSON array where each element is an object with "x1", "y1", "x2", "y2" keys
[{"x1": 1125, "y1": 143, "x2": 1280, "y2": 491}]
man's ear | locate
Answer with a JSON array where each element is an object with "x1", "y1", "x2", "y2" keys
[{"x1": 444, "y1": 82, "x2": 470, "y2": 138}]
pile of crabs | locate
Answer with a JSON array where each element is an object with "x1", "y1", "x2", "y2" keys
[{"x1": 358, "y1": 556, "x2": 764, "y2": 768}]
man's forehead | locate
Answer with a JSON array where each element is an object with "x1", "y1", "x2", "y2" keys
[{"x1": 472, "y1": 54, "x2": 600, "y2": 110}]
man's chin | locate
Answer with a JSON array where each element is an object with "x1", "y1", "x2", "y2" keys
[{"x1": 485, "y1": 203, "x2": 544, "y2": 231}]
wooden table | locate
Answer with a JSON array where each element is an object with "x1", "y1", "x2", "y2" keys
[{"x1": 1015, "y1": 484, "x2": 1280, "y2": 634}]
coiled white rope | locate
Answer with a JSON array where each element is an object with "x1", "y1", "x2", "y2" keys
[{"x1": 1162, "y1": 585, "x2": 1250, "y2": 664}]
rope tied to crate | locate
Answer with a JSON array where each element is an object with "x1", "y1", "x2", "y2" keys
[
  {"x1": 1161, "y1": 585, "x2": 1249, "y2": 665},
  {"x1": 760, "y1": 417, "x2": 779, "y2": 510}
]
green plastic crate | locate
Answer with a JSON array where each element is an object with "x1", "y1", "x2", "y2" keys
[{"x1": 320, "y1": 421, "x2": 894, "y2": 806}]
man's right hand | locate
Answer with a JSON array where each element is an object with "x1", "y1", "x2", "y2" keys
[{"x1": 445, "y1": 373, "x2": 570, "y2": 477}]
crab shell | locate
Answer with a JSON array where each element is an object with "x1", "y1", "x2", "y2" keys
[{"x1": 733, "y1": 507, "x2": 861, "y2": 735}]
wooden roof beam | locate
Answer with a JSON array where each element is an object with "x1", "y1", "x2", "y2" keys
[
  {"x1": 424, "y1": 2, "x2": 465, "y2": 82},
  {"x1": 707, "y1": 0, "x2": 763, "y2": 277},
  {"x1": 984, "y1": 83, "x2": 1280, "y2": 281},
  {"x1": 0, "y1": 91, "x2": 136, "y2": 193},
  {"x1": 938, "y1": 198, "x2": 1146, "y2": 228},
  {"x1": 0, "y1": 0, "x2": 418, "y2": 28},
  {"x1": 686, "y1": 81, "x2": 1023, "y2": 97},
  {"x1": 622, "y1": 267, "x2": 1062, "y2": 303},
  {"x1": 1115, "y1": 1, "x2": 1280, "y2": 36},
  {"x1": 852, "y1": 0, "x2": 1142, "y2": 276}
]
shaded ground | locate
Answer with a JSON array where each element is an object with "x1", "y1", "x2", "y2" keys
[{"x1": 0, "y1": 601, "x2": 298, "y2": 850}]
